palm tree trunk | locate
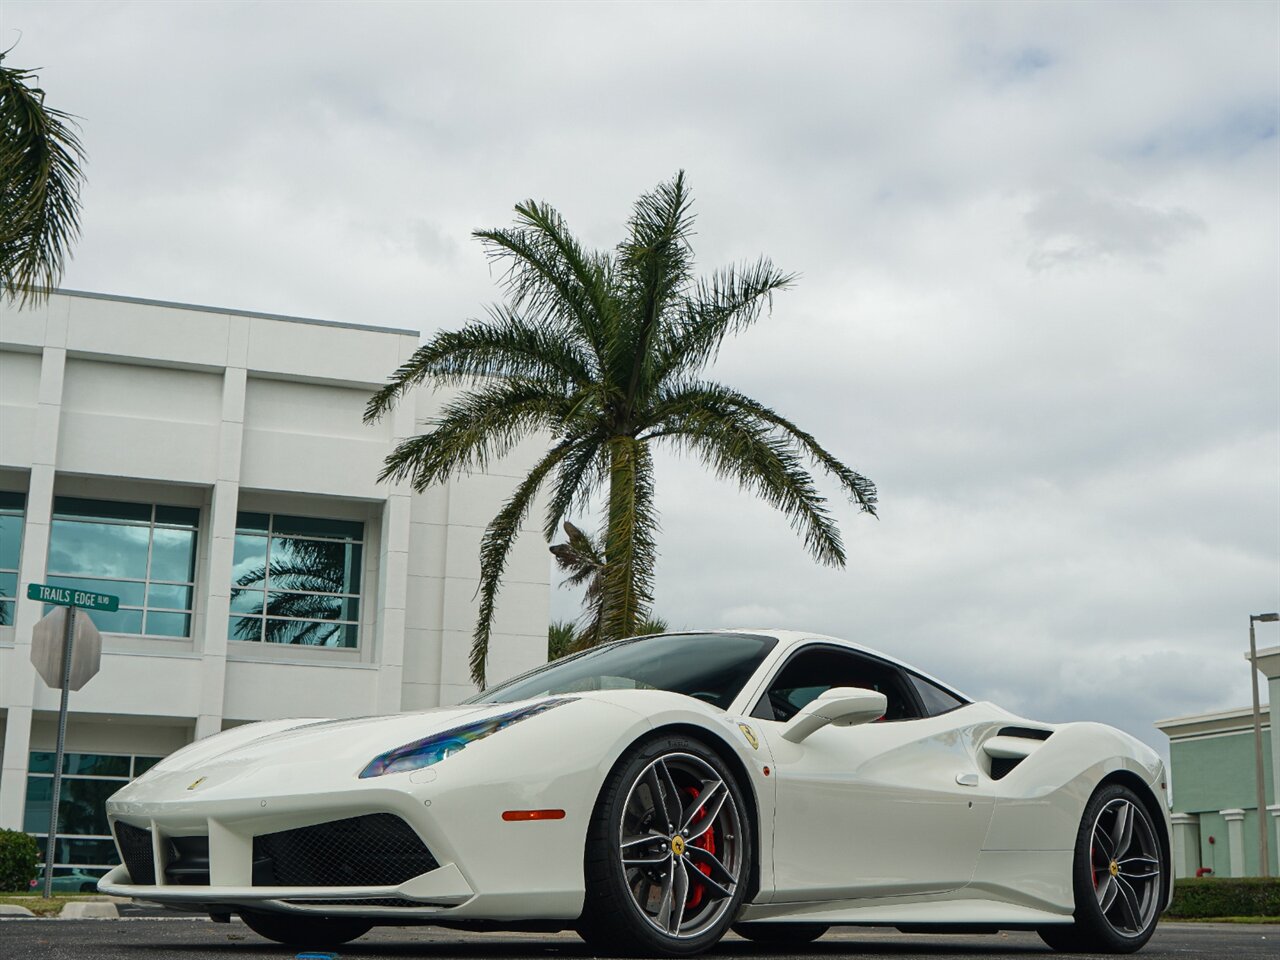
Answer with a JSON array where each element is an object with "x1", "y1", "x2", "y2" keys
[{"x1": 599, "y1": 436, "x2": 655, "y2": 642}]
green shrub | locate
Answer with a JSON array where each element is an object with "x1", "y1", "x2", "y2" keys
[
  {"x1": 1168, "y1": 877, "x2": 1280, "y2": 918},
  {"x1": 0, "y1": 829, "x2": 39, "y2": 892}
]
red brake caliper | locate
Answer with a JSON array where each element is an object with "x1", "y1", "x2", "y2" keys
[{"x1": 682, "y1": 786, "x2": 715, "y2": 909}]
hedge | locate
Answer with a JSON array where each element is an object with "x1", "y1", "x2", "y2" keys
[
  {"x1": 1168, "y1": 877, "x2": 1280, "y2": 918},
  {"x1": 0, "y1": 829, "x2": 39, "y2": 892}
]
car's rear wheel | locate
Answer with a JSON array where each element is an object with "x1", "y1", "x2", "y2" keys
[
  {"x1": 1038, "y1": 783, "x2": 1165, "y2": 954},
  {"x1": 239, "y1": 909, "x2": 373, "y2": 947},
  {"x1": 732, "y1": 921, "x2": 829, "y2": 944},
  {"x1": 579, "y1": 734, "x2": 753, "y2": 956}
]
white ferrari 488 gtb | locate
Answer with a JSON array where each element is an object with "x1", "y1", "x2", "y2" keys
[{"x1": 101, "y1": 630, "x2": 1170, "y2": 955}]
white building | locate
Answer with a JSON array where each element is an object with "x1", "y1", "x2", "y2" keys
[{"x1": 0, "y1": 290, "x2": 550, "y2": 882}]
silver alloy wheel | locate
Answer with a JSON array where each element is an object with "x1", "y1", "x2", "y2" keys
[
  {"x1": 1089, "y1": 797, "x2": 1161, "y2": 937},
  {"x1": 617, "y1": 751, "x2": 743, "y2": 940}
]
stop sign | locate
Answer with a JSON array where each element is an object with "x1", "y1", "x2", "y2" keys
[{"x1": 31, "y1": 607, "x2": 102, "y2": 691}]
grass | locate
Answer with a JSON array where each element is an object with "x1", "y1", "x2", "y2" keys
[{"x1": 0, "y1": 893, "x2": 112, "y2": 917}]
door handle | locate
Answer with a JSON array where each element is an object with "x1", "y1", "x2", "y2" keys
[{"x1": 955, "y1": 772, "x2": 979, "y2": 787}]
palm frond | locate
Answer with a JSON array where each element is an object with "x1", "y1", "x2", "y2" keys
[
  {"x1": 615, "y1": 171, "x2": 697, "y2": 420},
  {"x1": 0, "y1": 57, "x2": 86, "y2": 307},
  {"x1": 472, "y1": 439, "x2": 577, "y2": 687},
  {"x1": 648, "y1": 398, "x2": 847, "y2": 567},
  {"x1": 647, "y1": 381, "x2": 877, "y2": 515},
  {"x1": 365, "y1": 308, "x2": 595, "y2": 423},
  {"x1": 653, "y1": 258, "x2": 797, "y2": 383},
  {"x1": 377, "y1": 379, "x2": 576, "y2": 491}
]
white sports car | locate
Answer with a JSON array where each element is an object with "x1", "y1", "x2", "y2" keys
[{"x1": 101, "y1": 630, "x2": 1170, "y2": 955}]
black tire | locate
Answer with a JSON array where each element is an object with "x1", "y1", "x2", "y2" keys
[
  {"x1": 578, "y1": 733, "x2": 754, "y2": 957},
  {"x1": 239, "y1": 909, "x2": 373, "y2": 947},
  {"x1": 732, "y1": 922, "x2": 828, "y2": 945},
  {"x1": 1038, "y1": 782, "x2": 1166, "y2": 954}
]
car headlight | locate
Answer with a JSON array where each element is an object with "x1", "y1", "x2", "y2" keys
[{"x1": 358, "y1": 698, "x2": 576, "y2": 779}]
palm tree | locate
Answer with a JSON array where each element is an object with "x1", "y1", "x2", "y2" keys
[
  {"x1": 367, "y1": 172, "x2": 876, "y2": 687},
  {"x1": 550, "y1": 521, "x2": 670, "y2": 652},
  {"x1": 0, "y1": 50, "x2": 86, "y2": 306}
]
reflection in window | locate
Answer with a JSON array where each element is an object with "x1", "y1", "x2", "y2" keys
[
  {"x1": 46, "y1": 497, "x2": 198, "y2": 637},
  {"x1": 25, "y1": 751, "x2": 164, "y2": 883},
  {"x1": 229, "y1": 512, "x2": 362, "y2": 648},
  {"x1": 0, "y1": 491, "x2": 24, "y2": 626}
]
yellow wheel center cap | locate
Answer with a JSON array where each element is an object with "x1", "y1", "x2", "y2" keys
[
  {"x1": 1109, "y1": 860, "x2": 1120, "y2": 878},
  {"x1": 670, "y1": 835, "x2": 686, "y2": 857}
]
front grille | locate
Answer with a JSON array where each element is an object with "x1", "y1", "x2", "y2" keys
[
  {"x1": 252, "y1": 813, "x2": 437, "y2": 887},
  {"x1": 114, "y1": 822, "x2": 156, "y2": 885},
  {"x1": 164, "y1": 835, "x2": 210, "y2": 885}
]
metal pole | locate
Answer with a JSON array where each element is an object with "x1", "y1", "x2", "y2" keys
[
  {"x1": 42, "y1": 604, "x2": 75, "y2": 899},
  {"x1": 1249, "y1": 617, "x2": 1271, "y2": 878}
]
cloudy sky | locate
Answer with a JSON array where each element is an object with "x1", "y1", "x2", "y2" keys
[{"x1": 6, "y1": 0, "x2": 1278, "y2": 755}]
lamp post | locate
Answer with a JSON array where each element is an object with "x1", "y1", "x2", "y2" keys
[{"x1": 1249, "y1": 612, "x2": 1279, "y2": 878}]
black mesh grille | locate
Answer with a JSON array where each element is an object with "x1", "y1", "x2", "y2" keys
[
  {"x1": 114, "y1": 821, "x2": 156, "y2": 885},
  {"x1": 252, "y1": 813, "x2": 437, "y2": 887}
]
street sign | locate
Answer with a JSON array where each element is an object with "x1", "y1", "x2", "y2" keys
[
  {"x1": 27, "y1": 582, "x2": 119, "y2": 612},
  {"x1": 31, "y1": 607, "x2": 102, "y2": 692}
]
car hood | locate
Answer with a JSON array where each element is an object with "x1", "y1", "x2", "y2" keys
[{"x1": 145, "y1": 703, "x2": 521, "y2": 777}]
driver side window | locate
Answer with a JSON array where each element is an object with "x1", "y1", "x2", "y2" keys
[{"x1": 750, "y1": 646, "x2": 921, "y2": 723}]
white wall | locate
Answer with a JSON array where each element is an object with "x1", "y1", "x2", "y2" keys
[{"x1": 0, "y1": 291, "x2": 551, "y2": 829}]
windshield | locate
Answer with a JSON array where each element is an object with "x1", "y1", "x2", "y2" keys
[{"x1": 469, "y1": 632, "x2": 778, "y2": 710}]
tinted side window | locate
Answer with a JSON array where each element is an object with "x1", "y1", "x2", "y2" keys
[
  {"x1": 908, "y1": 674, "x2": 967, "y2": 716},
  {"x1": 751, "y1": 647, "x2": 921, "y2": 723}
]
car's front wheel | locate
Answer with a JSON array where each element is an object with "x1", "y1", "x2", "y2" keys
[
  {"x1": 1038, "y1": 782, "x2": 1166, "y2": 954},
  {"x1": 579, "y1": 734, "x2": 753, "y2": 956},
  {"x1": 239, "y1": 909, "x2": 373, "y2": 947}
]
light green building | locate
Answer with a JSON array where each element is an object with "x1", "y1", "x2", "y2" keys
[{"x1": 1156, "y1": 643, "x2": 1280, "y2": 878}]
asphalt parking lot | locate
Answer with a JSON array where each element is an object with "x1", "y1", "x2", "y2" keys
[{"x1": 0, "y1": 919, "x2": 1273, "y2": 960}]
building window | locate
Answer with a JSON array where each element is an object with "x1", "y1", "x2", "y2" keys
[
  {"x1": 46, "y1": 497, "x2": 198, "y2": 637},
  {"x1": 24, "y1": 751, "x2": 163, "y2": 887},
  {"x1": 0, "y1": 491, "x2": 24, "y2": 626},
  {"x1": 229, "y1": 512, "x2": 363, "y2": 648}
]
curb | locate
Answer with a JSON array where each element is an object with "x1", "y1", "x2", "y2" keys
[
  {"x1": 59, "y1": 901, "x2": 120, "y2": 919},
  {"x1": 0, "y1": 904, "x2": 36, "y2": 917}
]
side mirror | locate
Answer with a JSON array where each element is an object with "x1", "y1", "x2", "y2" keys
[{"x1": 781, "y1": 686, "x2": 888, "y2": 744}]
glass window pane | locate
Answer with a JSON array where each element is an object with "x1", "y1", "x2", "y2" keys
[
  {"x1": 0, "y1": 490, "x2": 25, "y2": 510},
  {"x1": 149, "y1": 528, "x2": 196, "y2": 582},
  {"x1": 230, "y1": 588, "x2": 265, "y2": 615},
  {"x1": 61, "y1": 779, "x2": 116, "y2": 835},
  {"x1": 53, "y1": 497, "x2": 152, "y2": 523},
  {"x1": 146, "y1": 582, "x2": 192, "y2": 610},
  {"x1": 46, "y1": 576, "x2": 145, "y2": 608},
  {"x1": 229, "y1": 615, "x2": 262, "y2": 642},
  {"x1": 133, "y1": 756, "x2": 162, "y2": 777},
  {"x1": 0, "y1": 512, "x2": 23, "y2": 569},
  {"x1": 144, "y1": 611, "x2": 190, "y2": 637},
  {"x1": 58, "y1": 837, "x2": 119, "y2": 866},
  {"x1": 64, "y1": 754, "x2": 130, "y2": 777},
  {"x1": 264, "y1": 617, "x2": 355, "y2": 647},
  {"x1": 0, "y1": 597, "x2": 12, "y2": 627},
  {"x1": 265, "y1": 592, "x2": 358, "y2": 622},
  {"x1": 908, "y1": 674, "x2": 967, "y2": 715},
  {"x1": 231, "y1": 534, "x2": 268, "y2": 587},
  {"x1": 29, "y1": 752, "x2": 55, "y2": 773},
  {"x1": 48, "y1": 520, "x2": 150, "y2": 580},
  {"x1": 65, "y1": 606, "x2": 144, "y2": 635},
  {"x1": 273, "y1": 514, "x2": 363, "y2": 541},
  {"x1": 269, "y1": 537, "x2": 349, "y2": 592},
  {"x1": 0, "y1": 570, "x2": 17, "y2": 599},
  {"x1": 154, "y1": 505, "x2": 198, "y2": 527},
  {"x1": 235, "y1": 512, "x2": 270, "y2": 533}
]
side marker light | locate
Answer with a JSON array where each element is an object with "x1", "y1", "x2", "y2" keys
[{"x1": 502, "y1": 809, "x2": 566, "y2": 821}]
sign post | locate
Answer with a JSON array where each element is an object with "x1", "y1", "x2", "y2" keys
[{"x1": 26, "y1": 583, "x2": 113, "y2": 898}]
